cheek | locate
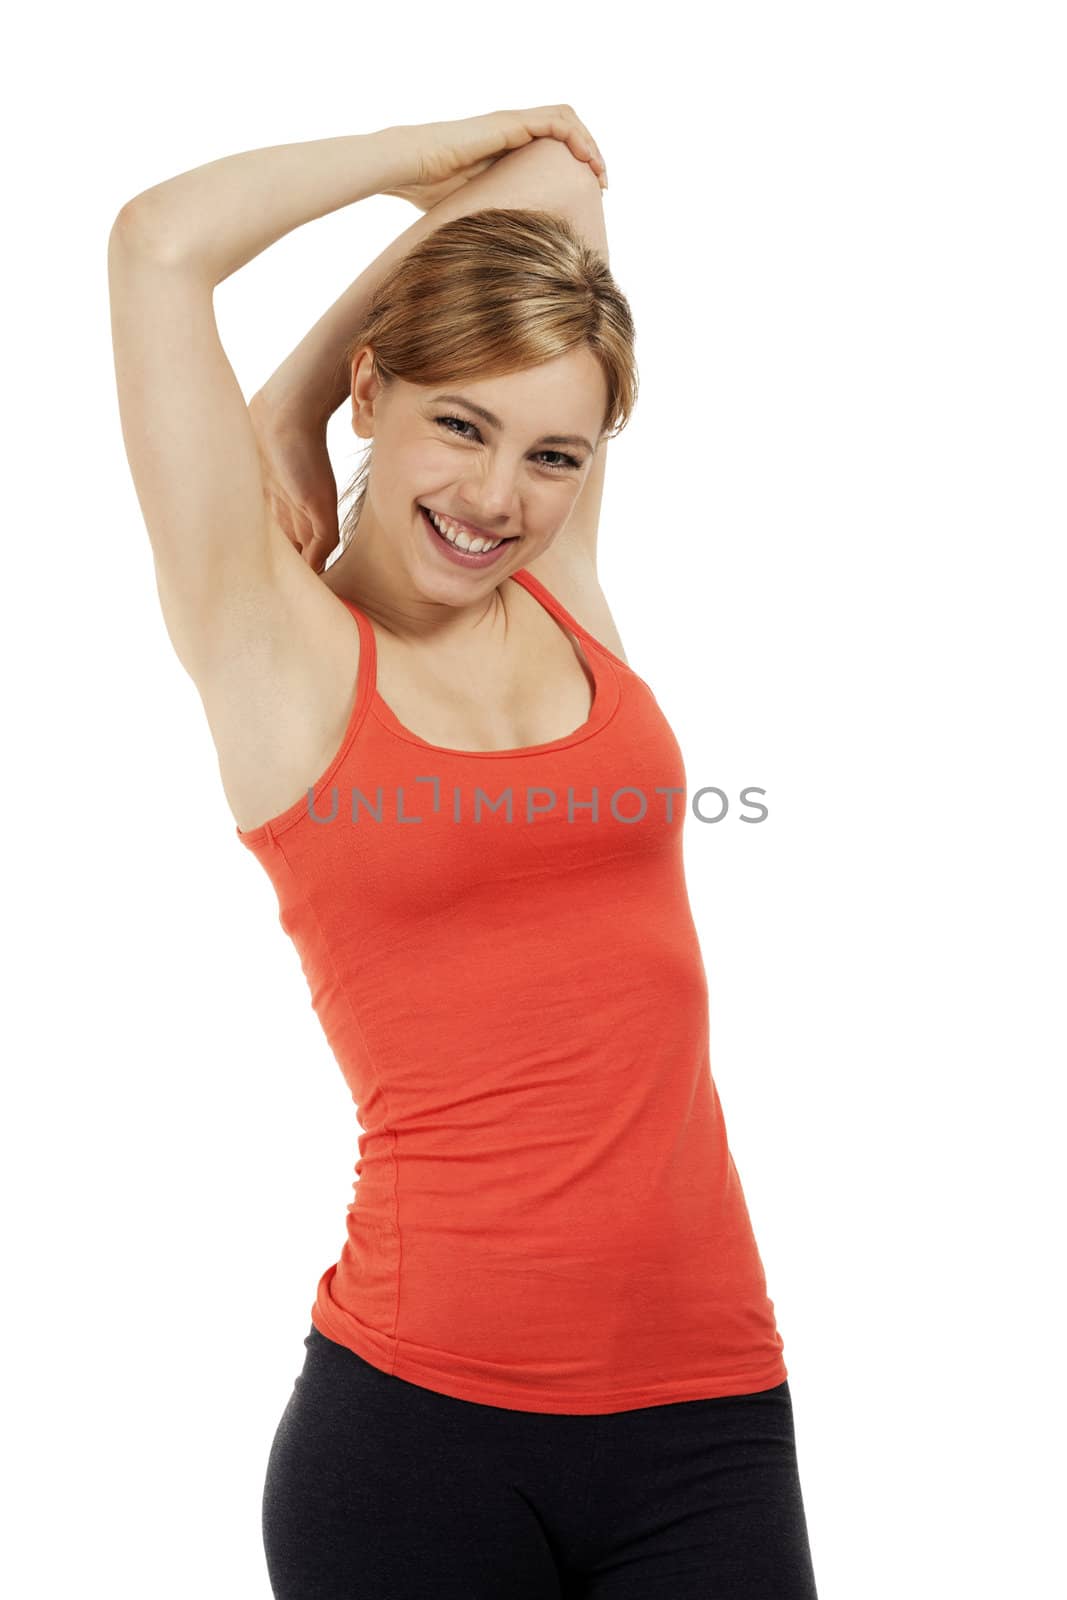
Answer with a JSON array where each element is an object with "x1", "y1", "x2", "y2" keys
[
  {"x1": 379, "y1": 443, "x2": 441, "y2": 500},
  {"x1": 413, "y1": 441, "x2": 468, "y2": 487}
]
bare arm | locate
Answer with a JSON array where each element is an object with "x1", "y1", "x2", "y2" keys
[
  {"x1": 108, "y1": 128, "x2": 421, "y2": 678},
  {"x1": 255, "y1": 133, "x2": 609, "y2": 428},
  {"x1": 254, "y1": 136, "x2": 612, "y2": 569},
  {"x1": 115, "y1": 128, "x2": 419, "y2": 284},
  {"x1": 110, "y1": 119, "x2": 601, "y2": 657}
]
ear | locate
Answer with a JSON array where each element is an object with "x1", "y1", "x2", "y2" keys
[{"x1": 349, "y1": 345, "x2": 382, "y2": 440}]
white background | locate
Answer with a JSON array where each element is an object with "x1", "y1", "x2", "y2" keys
[{"x1": 4, "y1": 2, "x2": 1064, "y2": 1595}]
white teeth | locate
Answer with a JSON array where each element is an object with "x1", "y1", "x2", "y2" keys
[{"x1": 427, "y1": 507, "x2": 503, "y2": 553}]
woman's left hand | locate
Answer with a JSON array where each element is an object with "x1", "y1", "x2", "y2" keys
[
  {"x1": 248, "y1": 393, "x2": 340, "y2": 575},
  {"x1": 381, "y1": 105, "x2": 607, "y2": 213}
]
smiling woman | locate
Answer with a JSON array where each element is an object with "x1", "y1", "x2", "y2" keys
[
  {"x1": 323, "y1": 325, "x2": 618, "y2": 621},
  {"x1": 331, "y1": 204, "x2": 635, "y2": 564},
  {"x1": 108, "y1": 108, "x2": 819, "y2": 1600}
]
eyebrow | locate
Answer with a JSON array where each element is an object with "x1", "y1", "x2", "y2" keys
[{"x1": 429, "y1": 394, "x2": 595, "y2": 456}]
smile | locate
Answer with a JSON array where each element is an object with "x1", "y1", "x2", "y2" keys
[{"x1": 419, "y1": 504, "x2": 518, "y2": 554}]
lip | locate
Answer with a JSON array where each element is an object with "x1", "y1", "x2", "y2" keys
[{"x1": 419, "y1": 504, "x2": 515, "y2": 569}]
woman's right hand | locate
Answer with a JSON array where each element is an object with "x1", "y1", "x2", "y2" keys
[
  {"x1": 381, "y1": 106, "x2": 607, "y2": 213},
  {"x1": 248, "y1": 393, "x2": 340, "y2": 575}
]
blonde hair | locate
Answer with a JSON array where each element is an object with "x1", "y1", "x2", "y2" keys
[{"x1": 332, "y1": 207, "x2": 638, "y2": 553}]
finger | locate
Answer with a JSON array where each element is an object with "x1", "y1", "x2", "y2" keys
[
  {"x1": 271, "y1": 495, "x2": 298, "y2": 544},
  {"x1": 299, "y1": 510, "x2": 336, "y2": 567},
  {"x1": 572, "y1": 121, "x2": 607, "y2": 184},
  {"x1": 303, "y1": 527, "x2": 331, "y2": 567},
  {"x1": 501, "y1": 107, "x2": 585, "y2": 161},
  {"x1": 569, "y1": 113, "x2": 605, "y2": 172},
  {"x1": 305, "y1": 539, "x2": 332, "y2": 574},
  {"x1": 524, "y1": 108, "x2": 605, "y2": 182},
  {"x1": 293, "y1": 507, "x2": 317, "y2": 557},
  {"x1": 308, "y1": 533, "x2": 338, "y2": 573}
]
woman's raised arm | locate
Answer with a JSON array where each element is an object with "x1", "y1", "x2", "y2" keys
[
  {"x1": 116, "y1": 110, "x2": 604, "y2": 287},
  {"x1": 108, "y1": 113, "x2": 605, "y2": 674},
  {"x1": 107, "y1": 128, "x2": 423, "y2": 684},
  {"x1": 252, "y1": 133, "x2": 611, "y2": 574},
  {"x1": 256, "y1": 130, "x2": 609, "y2": 431}
]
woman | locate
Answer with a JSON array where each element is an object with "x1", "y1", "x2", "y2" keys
[{"x1": 109, "y1": 106, "x2": 819, "y2": 1600}]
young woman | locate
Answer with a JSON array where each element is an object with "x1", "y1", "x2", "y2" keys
[{"x1": 109, "y1": 107, "x2": 819, "y2": 1600}]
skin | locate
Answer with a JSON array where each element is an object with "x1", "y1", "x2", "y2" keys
[{"x1": 322, "y1": 342, "x2": 610, "y2": 674}]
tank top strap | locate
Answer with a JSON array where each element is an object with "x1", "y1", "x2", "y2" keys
[
  {"x1": 337, "y1": 595, "x2": 379, "y2": 668},
  {"x1": 508, "y1": 567, "x2": 604, "y2": 652},
  {"x1": 336, "y1": 594, "x2": 379, "y2": 699},
  {"x1": 338, "y1": 573, "x2": 593, "y2": 662},
  {"x1": 336, "y1": 574, "x2": 618, "y2": 697}
]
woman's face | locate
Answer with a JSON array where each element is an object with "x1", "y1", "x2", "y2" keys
[{"x1": 349, "y1": 345, "x2": 608, "y2": 594}]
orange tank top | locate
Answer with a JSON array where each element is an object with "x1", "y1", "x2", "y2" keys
[{"x1": 236, "y1": 567, "x2": 787, "y2": 1414}]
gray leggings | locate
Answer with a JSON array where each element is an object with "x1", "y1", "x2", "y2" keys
[{"x1": 263, "y1": 1324, "x2": 819, "y2": 1599}]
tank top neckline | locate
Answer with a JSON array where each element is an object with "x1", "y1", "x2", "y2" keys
[{"x1": 337, "y1": 567, "x2": 622, "y2": 761}]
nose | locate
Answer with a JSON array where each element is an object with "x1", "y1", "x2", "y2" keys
[{"x1": 456, "y1": 482, "x2": 516, "y2": 534}]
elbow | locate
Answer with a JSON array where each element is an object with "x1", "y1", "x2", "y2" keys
[
  {"x1": 505, "y1": 133, "x2": 604, "y2": 199},
  {"x1": 492, "y1": 136, "x2": 608, "y2": 257},
  {"x1": 108, "y1": 193, "x2": 186, "y2": 267}
]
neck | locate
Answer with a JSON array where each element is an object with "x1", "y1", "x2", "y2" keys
[{"x1": 324, "y1": 523, "x2": 513, "y2": 646}]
